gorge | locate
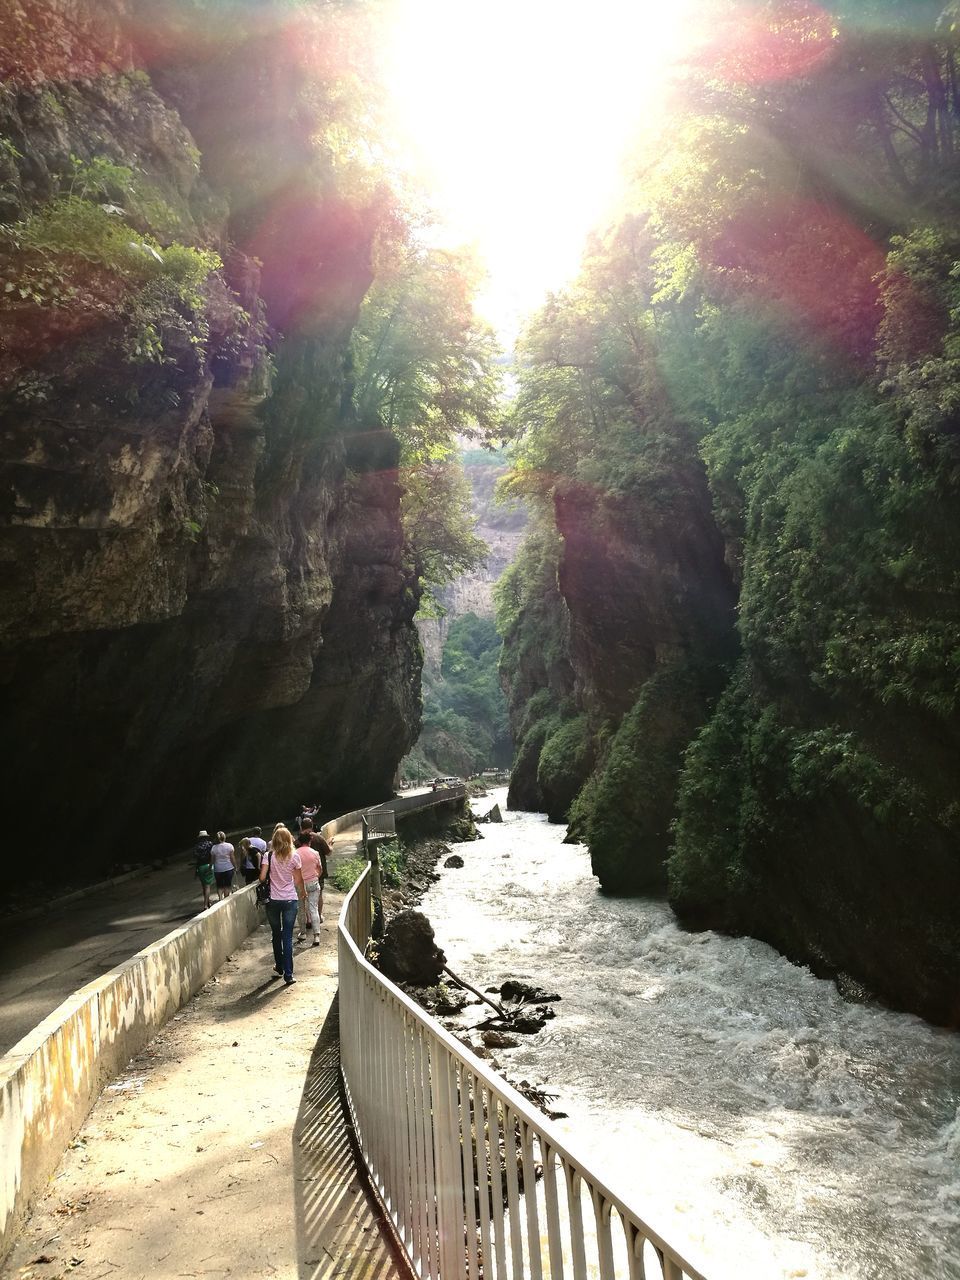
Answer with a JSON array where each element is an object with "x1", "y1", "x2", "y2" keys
[{"x1": 2, "y1": 0, "x2": 959, "y2": 1039}]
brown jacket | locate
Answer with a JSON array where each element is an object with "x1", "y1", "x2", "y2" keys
[{"x1": 308, "y1": 832, "x2": 330, "y2": 879}]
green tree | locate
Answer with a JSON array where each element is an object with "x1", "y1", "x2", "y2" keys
[
  {"x1": 351, "y1": 245, "x2": 504, "y2": 598},
  {"x1": 352, "y1": 246, "x2": 503, "y2": 461},
  {"x1": 411, "y1": 612, "x2": 512, "y2": 778}
]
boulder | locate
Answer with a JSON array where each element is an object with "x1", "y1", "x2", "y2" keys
[
  {"x1": 481, "y1": 1029, "x2": 519, "y2": 1049},
  {"x1": 500, "y1": 980, "x2": 561, "y2": 1004},
  {"x1": 444, "y1": 854, "x2": 464, "y2": 868},
  {"x1": 378, "y1": 910, "x2": 446, "y2": 986},
  {"x1": 435, "y1": 985, "x2": 470, "y2": 1015},
  {"x1": 510, "y1": 1009, "x2": 550, "y2": 1034},
  {"x1": 449, "y1": 816, "x2": 481, "y2": 841},
  {"x1": 407, "y1": 983, "x2": 469, "y2": 1016}
]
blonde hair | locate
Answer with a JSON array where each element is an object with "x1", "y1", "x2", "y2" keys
[{"x1": 271, "y1": 825, "x2": 294, "y2": 860}]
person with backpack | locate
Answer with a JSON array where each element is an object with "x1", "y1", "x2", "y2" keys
[
  {"x1": 194, "y1": 830, "x2": 215, "y2": 911},
  {"x1": 258, "y1": 825, "x2": 306, "y2": 986},
  {"x1": 240, "y1": 827, "x2": 267, "y2": 885}
]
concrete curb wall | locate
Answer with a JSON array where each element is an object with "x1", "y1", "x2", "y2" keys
[
  {"x1": 16, "y1": 867, "x2": 143, "y2": 923},
  {"x1": 325, "y1": 787, "x2": 465, "y2": 835},
  {"x1": 368, "y1": 785, "x2": 465, "y2": 817},
  {"x1": 320, "y1": 810, "x2": 364, "y2": 842},
  {"x1": 0, "y1": 887, "x2": 260, "y2": 1262}
]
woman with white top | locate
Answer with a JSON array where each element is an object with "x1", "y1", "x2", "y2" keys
[
  {"x1": 259, "y1": 825, "x2": 305, "y2": 985},
  {"x1": 210, "y1": 831, "x2": 237, "y2": 900}
]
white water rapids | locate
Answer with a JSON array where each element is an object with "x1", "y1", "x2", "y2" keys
[{"x1": 420, "y1": 791, "x2": 960, "y2": 1280}]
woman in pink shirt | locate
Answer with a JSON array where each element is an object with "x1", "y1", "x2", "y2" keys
[
  {"x1": 258, "y1": 826, "x2": 305, "y2": 986},
  {"x1": 295, "y1": 832, "x2": 323, "y2": 946}
]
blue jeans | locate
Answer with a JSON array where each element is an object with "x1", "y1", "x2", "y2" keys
[{"x1": 266, "y1": 899, "x2": 299, "y2": 981}]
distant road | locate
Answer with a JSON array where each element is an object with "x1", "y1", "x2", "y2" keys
[{"x1": 0, "y1": 862, "x2": 210, "y2": 1054}]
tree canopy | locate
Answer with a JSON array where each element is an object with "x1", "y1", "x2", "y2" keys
[{"x1": 351, "y1": 244, "x2": 504, "y2": 598}]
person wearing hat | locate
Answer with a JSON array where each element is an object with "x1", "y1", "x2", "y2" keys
[{"x1": 194, "y1": 829, "x2": 215, "y2": 911}]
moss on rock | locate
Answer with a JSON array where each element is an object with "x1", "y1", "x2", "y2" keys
[
  {"x1": 587, "y1": 661, "x2": 718, "y2": 895},
  {"x1": 536, "y1": 713, "x2": 595, "y2": 823}
]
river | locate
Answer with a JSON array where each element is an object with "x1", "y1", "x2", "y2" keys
[{"x1": 419, "y1": 791, "x2": 960, "y2": 1280}]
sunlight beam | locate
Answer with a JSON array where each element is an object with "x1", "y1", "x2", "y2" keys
[{"x1": 382, "y1": 0, "x2": 694, "y2": 344}]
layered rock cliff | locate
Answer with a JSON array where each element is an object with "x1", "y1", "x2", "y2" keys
[
  {"x1": 0, "y1": 0, "x2": 422, "y2": 879},
  {"x1": 552, "y1": 472, "x2": 737, "y2": 888}
]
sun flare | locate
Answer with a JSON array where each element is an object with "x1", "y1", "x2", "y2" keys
[{"x1": 382, "y1": 0, "x2": 695, "y2": 345}]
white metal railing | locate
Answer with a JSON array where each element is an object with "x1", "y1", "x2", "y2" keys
[{"x1": 338, "y1": 866, "x2": 711, "y2": 1280}]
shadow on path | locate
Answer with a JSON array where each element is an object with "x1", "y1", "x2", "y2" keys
[
  {"x1": 293, "y1": 994, "x2": 404, "y2": 1280},
  {"x1": 218, "y1": 975, "x2": 287, "y2": 1019}
]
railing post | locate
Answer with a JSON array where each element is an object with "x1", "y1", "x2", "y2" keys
[{"x1": 362, "y1": 814, "x2": 384, "y2": 939}]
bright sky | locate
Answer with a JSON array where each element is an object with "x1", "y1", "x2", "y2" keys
[{"x1": 382, "y1": 0, "x2": 694, "y2": 348}]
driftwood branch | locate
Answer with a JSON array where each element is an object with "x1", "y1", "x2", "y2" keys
[{"x1": 443, "y1": 965, "x2": 506, "y2": 1018}]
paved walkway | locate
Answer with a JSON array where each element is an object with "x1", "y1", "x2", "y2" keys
[
  {"x1": 0, "y1": 864, "x2": 204, "y2": 1054},
  {"x1": 2, "y1": 830, "x2": 404, "y2": 1280},
  {"x1": 0, "y1": 832, "x2": 361, "y2": 1055}
]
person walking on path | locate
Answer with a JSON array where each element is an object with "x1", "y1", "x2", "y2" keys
[
  {"x1": 295, "y1": 830, "x2": 324, "y2": 946},
  {"x1": 260, "y1": 825, "x2": 305, "y2": 985},
  {"x1": 194, "y1": 830, "x2": 215, "y2": 911},
  {"x1": 298, "y1": 819, "x2": 330, "y2": 935},
  {"x1": 211, "y1": 831, "x2": 237, "y2": 900},
  {"x1": 239, "y1": 827, "x2": 266, "y2": 885},
  {"x1": 238, "y1": 837, "x2": 254, "y2": 884},
  {"x1": 297, "y1": 801, "x2": 319, "y2": 831}
]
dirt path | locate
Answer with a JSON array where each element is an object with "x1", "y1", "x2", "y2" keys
[{"x1": 2, "y1": 857, "x2": 401, "y2": 1280}]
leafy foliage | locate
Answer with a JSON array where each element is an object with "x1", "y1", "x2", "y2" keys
[
  {"x1": 494, "y1": 513, "x2": 579, "y2": 810},
  {"x1": 353, "y1": 246, "x2": 503, "y2": 461},
  {"x1": 586, "y1": 663, "x2": 719, "y2": 894},
  {"x1": 330, "y1": 839, "x2": 406, "y2": 894},
  {"x1": 496, "y1": 0, "x2": 960, "y2": 1013},
  {"x1": 465, "y1": 449, "x2": 526, "y2": 532},
  {"x1": 536, "y1": 714, "x2": 594, "y2": 823},
  {"x1": 411, "y1": 613, "x2": 512, "y2": 779},
  {"x1": 351, "y1": 245, "x2": 504, "y2": 598},
  {"x1": 0, "y1": 173, "x2": 224, "y2": 382},
  {"x1": 400, "y1": 462, "x2": 487, "y2": 602}
]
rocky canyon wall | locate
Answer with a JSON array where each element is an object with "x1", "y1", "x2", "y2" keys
[{"x1": 0, "y1": 0, "x2": 422, "y2": 880}]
